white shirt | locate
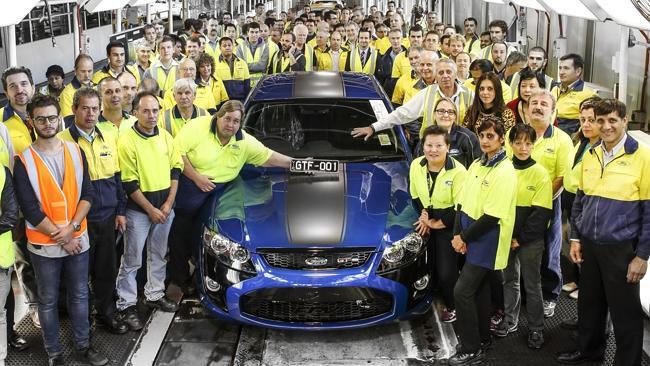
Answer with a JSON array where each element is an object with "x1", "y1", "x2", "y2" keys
[
  {"x1": 331, "y1": 50, "x2": 341, "y2": 71},
  {"x1": 602, "y1": 133, "x2": 627, "y2": 166}
]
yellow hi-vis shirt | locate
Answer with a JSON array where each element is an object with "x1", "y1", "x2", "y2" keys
[
  {"x1": 420, "y1": 83, "x2": 473, "y2": 137},
  {"x1": 159, "y1": 105, "x2": 209, "y2": 137},
  {"x1": 1, "y1": 104, "x2": 33, "y2": 155},
  {"x1": 97, "y1": 112, "x2": 137, "y2": 141},
  {"x1": 458, "y1": 152, "x2": 517, "y2": 270},
  {"x1": 514, "y1": 159, "x2": 553, "y2": 210},
  {"x1": 506, "y1": 124, "x2": 573, "y2": 186},
  {"x1": 59, "y1": 78, "x2": 93, "y2": 118},
  {"x1": 145, "y1": 59, "x2": 179, "y2": 92},
  {"x1": 563, "y1": 139, "x2": 593, "y2": 195},
  {"x1": 344, "y1": 46, "x2": 379, "y2": 75},
  {"x1": 91, "y1": 66, "x2": 137, "y2": 85},
  {"x1": 174, "y1": 116, "x2": 272, "y2": 183},
  {"x1": 118, "y1": 124, "x2": 183, "y2": 193},
  {"x1": 58, "y1": 125, "x2": 119, "y2": 181},
  {"x1": 0, "y1": 165, "x2": 14, "y2": 268},
  {"x1": 409, "y1": 155, "x2": 467, "y2": 210},
  {"x1": 392, "y1": 72, "x2": 419, "y2": 105},
  {"x1": 391, "y1": 50, "x2": 412, "y2": 79}
]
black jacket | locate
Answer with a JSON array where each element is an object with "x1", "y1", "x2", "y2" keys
[
  {"x1": 0, "y1": 167, "x2": 18, "y2": 235},
  {"x1": 449, "y1": 124, "x2": 482, "y2": 169}
]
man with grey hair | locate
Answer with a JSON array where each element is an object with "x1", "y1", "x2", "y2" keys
[
  {"x1": 344, "y1": 21, "x2": 359, "y2": 49},
  {"x1": 294, "y1": 24, "x2": 317, "y2": 71},
  {"x1": 351, "y1": 57, "x2": 473, "y2": 141},
  {"x1": 162, "y1": 78, "x2": 209, "y2": 137}
]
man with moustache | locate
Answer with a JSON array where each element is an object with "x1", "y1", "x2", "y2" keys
[{"x1": 491, "y1": 42, "x2": 508, "y2": 80}]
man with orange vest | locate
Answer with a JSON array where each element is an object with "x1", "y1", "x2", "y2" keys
[{"x1": 14, "y1": 94, "x2": 108, "y2": 366}]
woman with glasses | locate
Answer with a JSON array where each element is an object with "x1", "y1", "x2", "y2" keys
[
  {"x1": 410, "y1": 125, "x2": 467, "y2": 323},
  {"x1": 449, "y1": 116, "x2": 517, "y2": 365},
  {"x1": 429, "y1": 97, "x2": 481, "y2": 168},
  {"x1": 506, "y1": 68, "x2": 547, "y2": 125},
  {"x1": 559, "y1": 96, "x2": 602, "y2": 300},
  {"x1": 463, "y1": 72, "x2": 516, "y2": 134}
]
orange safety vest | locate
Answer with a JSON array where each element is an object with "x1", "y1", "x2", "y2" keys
[{"x1": 19, "y1": 141, "x2": 87, "y2": 245}]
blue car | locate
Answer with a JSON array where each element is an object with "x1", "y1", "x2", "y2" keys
[{"x1": 197, "y1": 72, "x2": 433, "y2": 330}]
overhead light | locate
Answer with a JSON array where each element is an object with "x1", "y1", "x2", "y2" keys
[
  {"x1": 0, "y1": 1, "x2": 41, "y2": 27},
  {"x1": 588, "y1": 0, "x2": 650, "y2": 30},
  {"x1": 83, "y1": 0, "x2": 131, "y2": 12},
  {"x1": 512, "y1": 0, "x2": 547, "y2": 11},
  {"x1": 482, "y1": 0, "x2": 506, "y2": 4},
  {"x1": 539, "y1": 0, "x2": 598, "y2": 20}
]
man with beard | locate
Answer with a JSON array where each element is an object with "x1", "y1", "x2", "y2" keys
[
  {"x1": 268, "y1": 33, "x2": 305, "y2": 73},
  {"x1": 343, "y1": 28, "x2": 378, "y2": 76},
  {"x1": 15, "y1": 94, "x2": 107, "y2": 366},
  {"x1": 508, "y1": 47, "x2": 554, "y2": 100},
  {"x1": 491, "y1": 42, "x2": 508, "y2": 80}
]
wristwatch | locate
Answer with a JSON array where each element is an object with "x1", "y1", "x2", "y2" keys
[{"x1": 71, "y1": 221, "x2": 81, "y2": 232}]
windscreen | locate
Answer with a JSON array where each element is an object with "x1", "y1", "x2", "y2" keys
[{"x1": 243, "y1": 99, "x2": 405, "y2": 161}]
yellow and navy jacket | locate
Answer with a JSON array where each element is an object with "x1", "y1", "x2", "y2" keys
[
  {"x1": 1, "y1": 104, "x2": 34, "y2": 156},
  {"x1": 511, "y1": 156, "x2": 553, "y2": 244},
  {"x1": 159, "y1": 104, "x2": 209, "y2": 137},
  {"x1": 563, "y1": 137, "x2": 594, "y2": 195},
  {"x1": 409, "y1": 155, "x2": 467, "y2": 228},
  {"x1": 551, "y1": 79, "x2": 597, "y2": 129},
  {"x1": 91, "y1": 65, "x2": 137, "y2": 85},
  {"x1": 117, "y1": 124, "x2": 183, "y2": 211},
  {"x1": 317, "y1": 47, "x2": 350, "y2": 71},
  {"x1": 214, "y1": 54, "x2": 251, "y2": 102},
  {"x1": 456, "y1": 150, "x2": 517, "y2": 270},
  {"x1": 59, "y1": 77, "x2": 93, "y2": 118},
  {"x1": 58, "y1": 124, "x2": 126, "y2": 221},
  {"x1": 570, "y1": 135, "x2": 650, "y2": 259}
]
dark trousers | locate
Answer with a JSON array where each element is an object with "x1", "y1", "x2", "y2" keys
[
  {"x1": 489, "y1": 270, "x2": 504, "y2": 311},
  {"x1": 542, "y1": 196, "x2": 563, "y2": 301},
  {"x1": 430, "y1": 229, "x2": 458, "y2": 309},
  {"x1": 577, "y1": 239, "x2": 643, "y2": 366},
  {"x1": 87, "y1": 218, "x2": 118, "y2": 320},
  {"x1": 30, "y1": 250, "x2": 90, "y2": 356},
  {"x1": 454, "y1": 262, "x2": 492, "y2": 353},
  {"x1": 168, "y1": 211, "x2": 197, "y2": 287}
]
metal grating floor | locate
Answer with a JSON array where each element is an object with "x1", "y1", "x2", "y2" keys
[
  {"x1": 6, "y1": 304, "x2": 152, "y2": 366},
  {"x1": 476, "y1": 293, "x2": 650, "y2": 365}
]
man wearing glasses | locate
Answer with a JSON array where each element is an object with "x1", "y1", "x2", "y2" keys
[{"x1": 14, "y1": 94, "x2": 108, "y2": 366}]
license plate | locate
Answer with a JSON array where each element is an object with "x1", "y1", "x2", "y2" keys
[{"x1": 290, "y1": 159, "x2": 339, "y2": 173}]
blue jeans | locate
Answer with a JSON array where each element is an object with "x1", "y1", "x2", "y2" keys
[
  {"x1": 30, "y1": 250, "x2": 89, "y2": 356},
  {"x1": 115, "y1": 209, "x2": 174, "y2": 311},
  {"x1": 542, "y1": 196, "x2": 563, "y2": 301}
]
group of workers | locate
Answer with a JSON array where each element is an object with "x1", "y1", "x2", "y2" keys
[{"x1": 0, "y1": 1, "x2": 647, "y2": 366}]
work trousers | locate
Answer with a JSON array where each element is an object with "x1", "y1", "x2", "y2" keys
[
  {"x1": 87, "y1": 218, "x2": 118, "y2": 320},
  {"x1": 116, "y1": 209, "x2": 175, "y2": 311},
  {"x1": 429, "y1": 228, "x2": 458, "y2": 309},
  {"x1": 168, "y1": 211, "x2": 197, "y2": 287},
  {"x1": 454, "y1": 262, "x2": 493, "y2": 353},
  {"x1": 542, "y1": 196, "x2": 563, "y2": 301},
  {"x1": 577, "y1": 238, "x2": 643, "y2": 366},
  {"x1": 0, "y1": 267, "x2": 12, "y2": 364},
  {"x1": 31, "y1": 250, "x2": 90, "y2": 357},
  {"x1": 503, "y1": 239, "x2": 545, "y2": 331}
]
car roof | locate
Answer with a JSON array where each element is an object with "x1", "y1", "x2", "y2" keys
[{"x1": 248, "y1": 72, "x2": 386, "y2": 102}]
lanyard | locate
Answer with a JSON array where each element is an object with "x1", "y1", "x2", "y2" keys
[{"x1": 425, "y1": 169, "x2": 437, "y2": 208}]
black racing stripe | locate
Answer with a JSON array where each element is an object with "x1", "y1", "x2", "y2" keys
[
  {"x1": 293, "y1": 72, "x2": 344, "y2": 99},
  {"x1": 285, "y1": 171, "x2": 346, "y2": 245}
]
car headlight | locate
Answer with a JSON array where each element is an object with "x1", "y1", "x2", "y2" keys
[
  {"x1": 377, "y1": 232, "x2": 425, "y2": 274},
  {"x1": 203, "y1": 227, "x2": 256, "y2": 275}
]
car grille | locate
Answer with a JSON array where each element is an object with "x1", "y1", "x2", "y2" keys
[
  {"x1": 258, "y1": 248, "x2": 375, "y2": 270},
  {"x1": 240, "y1": 287, "x2": 393, "y2": 323}
]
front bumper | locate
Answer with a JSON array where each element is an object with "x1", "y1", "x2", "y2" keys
[{"x1": 197, "y1": 244, "x2": 433, "y2": 330}]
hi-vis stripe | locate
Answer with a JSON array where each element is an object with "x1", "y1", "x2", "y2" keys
[{"x1": 22, "y1": 141, "x2": 83, "y2": 232}]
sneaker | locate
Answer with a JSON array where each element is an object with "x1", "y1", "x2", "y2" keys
[
  {"x1": 489, "y1": 309, "x2": 504, "y2": 331},
  {"x1": 146, "y1": 295, "x2": 179, "y2": 312},
  {"x1": 441, "y1": 308, "x2": 457, "y2": 322},
  {"x1": 75, "y1": 346, "x2": 108, "y2": 366},
  {"x1": 119, "y1": 306, "x2": 143, "y2": 331},
  {"x1": 569, "y1": 290, "x2": 579, "y2": 300},
  {"x1": 561, "y1": 282, "x2": 578, "y2": 292},
  {"x1": 30, "y1": 310, "x2": 41, "y2": 329},
  {"x1": 492, "y1": 321, "x2": 518, "y2": 338},
  {"x1": 449, "y1": 349, "x2": 485, "y2": 365},
  {"x1": 527, "y1": 330, "x2": 544, "y2": 349},
  {"x1": 543, "y1": 301, "x2": 556, "y2": 318}
]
